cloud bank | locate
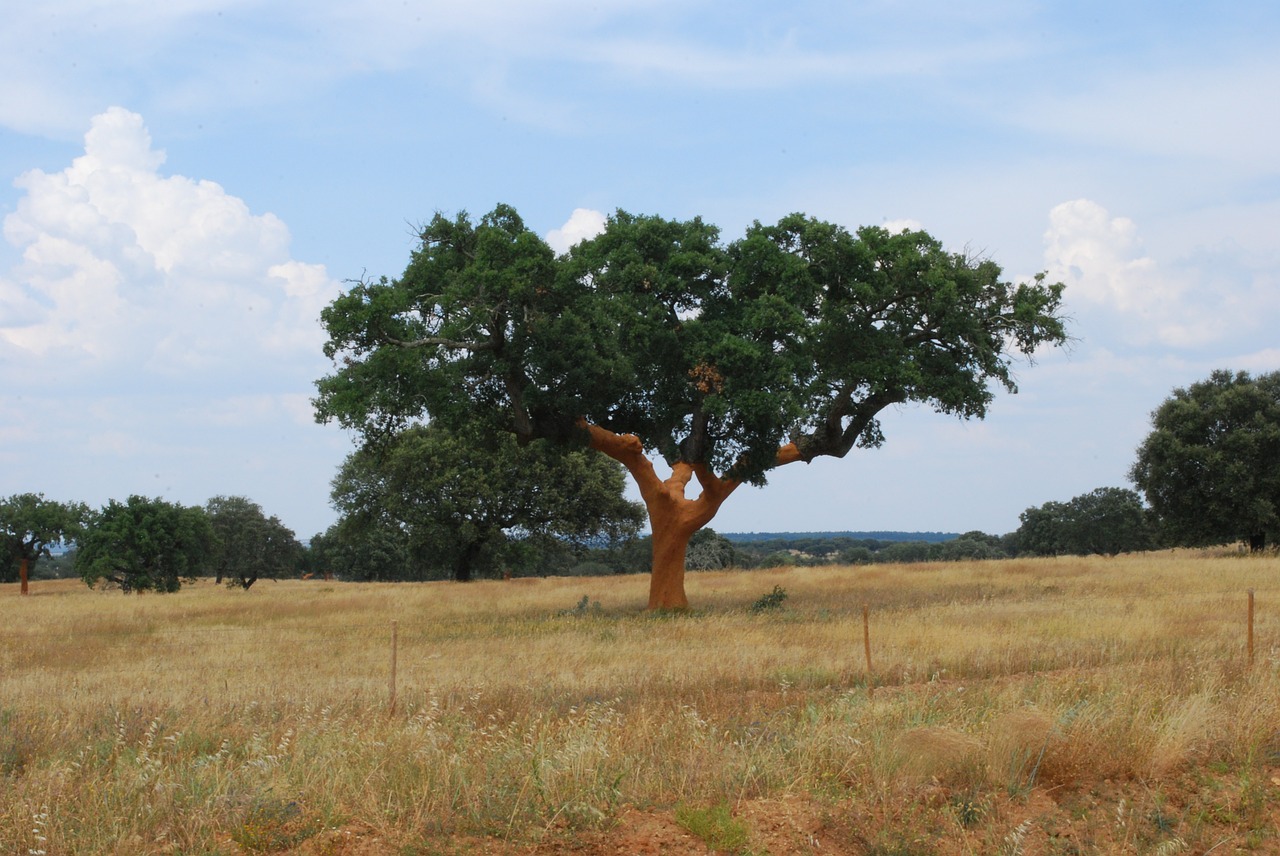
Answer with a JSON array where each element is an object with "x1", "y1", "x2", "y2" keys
[{"x1": 0, "y1": 108, "x2": 343, "y2": 533}]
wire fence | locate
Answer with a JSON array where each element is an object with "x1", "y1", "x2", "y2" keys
[{"x1": 0, "y1": 589, "x2": 1266, "y2": 709}]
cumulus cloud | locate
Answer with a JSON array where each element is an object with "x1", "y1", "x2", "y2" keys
[
  {"x1": 0, "y1": 106, "x2": 340, "y2": 382},
  {"x1": 1042, "y1": 199, "x2": 1231, "y2": 348},
  {"x1": 0, "y1": 107, "x2": 346, "y2": 535},
  {"x1": 545, "y1": 207, "x2": 607, "y2": 254}
]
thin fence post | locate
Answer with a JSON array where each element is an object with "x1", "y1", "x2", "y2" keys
[
  {"x1": 1247, "y1": 589, "x2": 1255, "y2": 667},
  {"x1": 389, "y1": 620, "x2": 399, "y2": 715},
  {"x1": 863, "y1": 603, "x2": 873, "y2": 697}
]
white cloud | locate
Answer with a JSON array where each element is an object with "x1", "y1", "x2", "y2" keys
[
  {"x1": 1042, "y1": 199, "x2": 1234, "y2": 348},
  {"x1": 1043, "y1": 199, "x2": 1166, "y2": 313},
  {"x1": 880, "y1": 217, "x2": 925, "y2": 234},
  {"x1": 545, "y1": 208, "x2": 608, "y2": 254},
  {"x1": 0, "y1": 107, "x2": 339, "y2": 380}
]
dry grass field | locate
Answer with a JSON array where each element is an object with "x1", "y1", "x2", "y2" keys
[{"x1": 2, "y1": 551, "x2": 1278, "y2": 854}]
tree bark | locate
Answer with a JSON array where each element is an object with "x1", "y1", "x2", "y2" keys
[
  {"x1": 582, "y1": 422, "x2": 803, "y2": 609},
  {"x1": 19, "y1": 557, "x2": 29, "y2": 596}
]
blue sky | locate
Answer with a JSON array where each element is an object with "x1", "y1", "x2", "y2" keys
[{"x1": 2, "y1": 1, "x2": 1278, "y2": 540}]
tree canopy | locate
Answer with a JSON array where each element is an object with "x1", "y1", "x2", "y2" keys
[
  {"x1": 0, "y1": 493, "x2": 86, "y2": 595},
  {"x1": 315, "y1": 204, "x2": 1067, "y2": 608},
  {"x1": 1131, "y1": 369, "x2": 1280, "y2": 551},
  {"x1": 77, "y1": 496, "x2": 214, "y2": 593},
  {"x1": 205, "y1": 495, "x2": 303, "y2": 589},
  {"x1": 1014, "y1": 487, "x2": 1154, "y2": 557},
  {"x1": 329, "y1": 422, "x2": 645, "y2": 581}
]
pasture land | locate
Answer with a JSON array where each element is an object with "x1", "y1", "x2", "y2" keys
[{"x1": 1, "y1": 552, "x2": 1278, "y2": 854}]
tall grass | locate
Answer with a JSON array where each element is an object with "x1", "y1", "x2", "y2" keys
[{"x1": 1, "y1": 552, "x2": 1276, "y2": 853}]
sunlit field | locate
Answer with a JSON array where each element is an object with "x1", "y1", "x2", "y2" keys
[{"x1": 2, "y1": 552, "x2": 1278, "y2": 854}]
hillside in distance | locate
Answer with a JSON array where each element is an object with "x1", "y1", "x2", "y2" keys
[{"x1": 720, "y1": 530, "x2": 960, "y2": 543}]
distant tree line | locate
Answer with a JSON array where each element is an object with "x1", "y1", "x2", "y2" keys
[
  {"x1": 2, "y1": 493, "x2": 304, "y2": 594},
  {"x1": 6, "y1": 369, "x2": 1277, "y2": 592}
]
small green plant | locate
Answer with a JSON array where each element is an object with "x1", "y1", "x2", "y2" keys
[
  {"x1": 750, "y1": 585, "x2": 788, "y2": 613},
  {"x1": 563, "y1": 595, "x2": 603, "y2": 616},
  {"x1": 949, "y1": 791, "x2": 987, "y2": 828},
  {"x1": 674, "y1": 801, "x2": 753, "y2": 854}
]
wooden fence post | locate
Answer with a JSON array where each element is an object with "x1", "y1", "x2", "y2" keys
[
  {"x1": 863, "y1": 603, "x2": 873, "y2": 696},
  {"x1": 389, "y1": 620, "x2": 399, "y2": 715},
  {"x1": 1247, "y1": 589, "x2": 1255, "y2": 667}
]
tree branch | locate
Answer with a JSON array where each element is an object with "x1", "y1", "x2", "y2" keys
[{"x1": 382, "y1": 334, "x2": 499, "y2": 352}]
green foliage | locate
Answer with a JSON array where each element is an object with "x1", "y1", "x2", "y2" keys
[
  {"x1": 206, "y1": 495, "x2": 303, "y2": 589},
  {"x1": 750, "y1": 585, "x2": 789, "y2": 612},
  {"x1": 307, "y1": 519, "x2": 414, "y2": 582},
  {"x1": 563, "y1": 594, "x2": 603, "y2": 616},
  {"x1": 0, "y1": 493, "x2": 87, "y2": 583},
  {"x1": 1131, "y1": 369, "x2": 1280, "y2": 550},
  {"x1": 1014, "y1": 488, "x2": 1155, "y2": 556},
  {"x1": 328, "y1": 422, "x2": 645, "y2": 581},
  {"x1": 76, "y1": 496, "x2": 214, "y2": 593},
  {"x1": 674, "y1": 801, "x2": 753, "y2": 854},
  {"x1": 685, "y1": 527, "x2": 737, "y2": 570},
  {"x1": 314, "y1": 203, "x2": 1067, "y2": 506}
]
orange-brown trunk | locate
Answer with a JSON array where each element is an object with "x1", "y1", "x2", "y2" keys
[
  {"x1": 580, "y1": 421, "x2": 805, "y2": 610},
  {"x1": 19, "y1": 557, "x2": 29, "y2": 596},
  {"x1": 580, "y1": 422, "x2": 741, "y2": 610},
  {"x1": 647, "y1": 514, "x2": 700, "y2": 610}
]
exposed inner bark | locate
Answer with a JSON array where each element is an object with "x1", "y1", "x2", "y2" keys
[
  {"x1": 19, "y1": 557, "x2": 29, "y2": 596},
  {"x1": 583, "y1": 421, "x2": 802, "y2": 609}
]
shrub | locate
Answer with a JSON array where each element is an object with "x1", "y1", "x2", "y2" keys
[{"x1": 750, "y1": 585, "x2": 788, "y2": 613}]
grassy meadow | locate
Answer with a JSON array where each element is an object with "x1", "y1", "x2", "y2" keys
[{"x1": 1, "y1": 552, "x2": 1278, "y2": 854}]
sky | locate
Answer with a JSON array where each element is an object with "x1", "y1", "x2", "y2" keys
[{"x1": 2, "y1": 1, "x2": 1279, "y2": 540}]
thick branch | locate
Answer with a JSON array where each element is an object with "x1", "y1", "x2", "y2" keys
[
  {"x1": 790, "y1": 388, "x2": 906, "y2": 462},
  {"x1": 382, "y1": 334, "x2": 499, "y2": 352}
]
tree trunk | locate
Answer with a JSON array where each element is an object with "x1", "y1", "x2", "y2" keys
[
  {"x1": 647, "y1": 514, "x2": 700, "y2": 610},
  {"x1": 1249, "y1": 533, "x2": 1266, "y2": 552},
  {"x1": 454, "y1": 540, "x2": 482, "y2": 582},
  {"x1": 19, "y1": 557, "x2": 29, "y2": 596},
  {"x1": 581, "y1": 423, "x2": 803, "y2": 610}
]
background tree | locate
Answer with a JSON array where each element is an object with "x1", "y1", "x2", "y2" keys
[
  {"x1": 0, "y1": 493, "x2": 86, "y2": 595},
  {"x1": 205, "y1": 495, "x2": 303, "y2": 589},
  {"x1": 315, "y1": 205, "x2": 1067, "y2": 608},
  {"x1": 1013, "y1": 487, "x2": 1154, "y2": 556},
  {"x1": 76, "y1": 496, "x2": 214, "y2": 593},
  {"x1": 932, "y1": 530, "x2": 1009, "y2": 561},
  {"x1": 330, "y1": 422, "x2": 645, "y2": 582},
  {"x1": 684, "y1": 528, "x2": 738, "y2": 570},
  {"x1": 1131, "y1": 370, "x2": 1280, "y2": 551},
  {"x1": 307, "y1": 520, "x2": 414, "y2": 582}
]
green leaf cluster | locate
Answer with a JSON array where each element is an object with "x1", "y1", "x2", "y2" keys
[
  {"x1": 315, "y1": 205, "x2": 1068, "y2": 487},
  {"x1": 76, "y1": 496, "x2": 214, "y2": 592}
]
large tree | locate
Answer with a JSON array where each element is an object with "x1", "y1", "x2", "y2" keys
[
  {"x1": 205, "y1": 496, "x2": 303, "y2": 589},
  {"x1": 77, "y1": 496, "x2": 215, "y2": 593},
  {"x1": 1131, "y1": 369, "x2": 1280, "y2": 551},
  {"x1": 331, "y1": 422, "x2": 645, "y2": 581},
  {"x1": 0, "y1": 493, "x2": 87, "y2": 595},
  {"x1": 315, "y1": 205, "x2": 1067, "y2": 608}
]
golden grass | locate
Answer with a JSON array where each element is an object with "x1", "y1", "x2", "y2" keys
[{"x1": 1, "y1": 551, "x2": 1278, "y2": 854}]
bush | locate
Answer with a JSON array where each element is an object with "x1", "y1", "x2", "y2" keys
[{"x1": 750, "y1": 585, "x2": 788, "y2": 613}]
